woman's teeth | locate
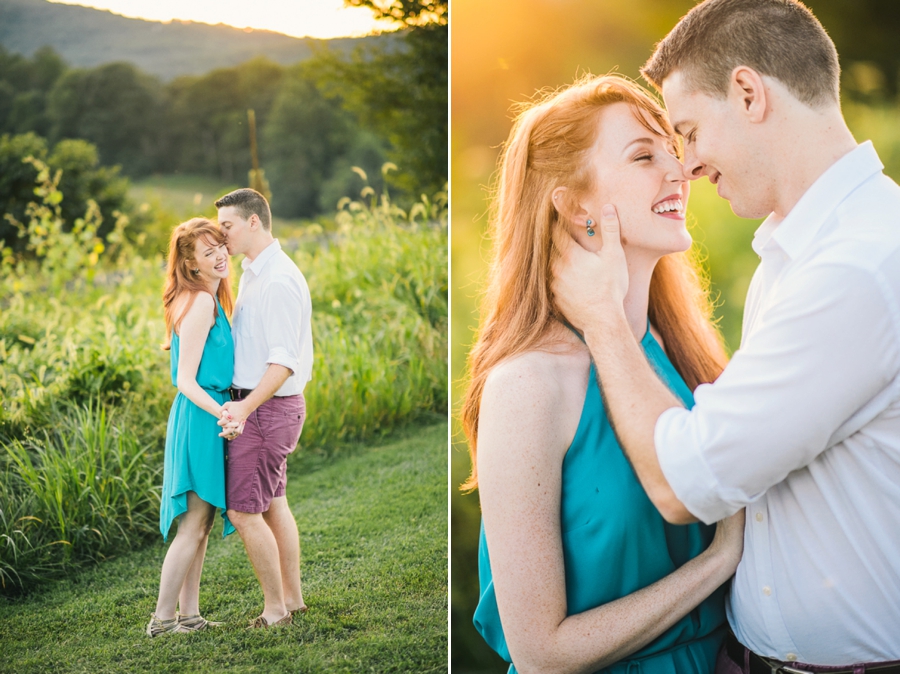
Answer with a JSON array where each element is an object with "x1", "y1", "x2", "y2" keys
[{"x1": 652, "y1": 198, "x2": 683, "y2": 214}]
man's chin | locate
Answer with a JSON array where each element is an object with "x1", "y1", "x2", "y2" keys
[{"x1": 729, "y1": 199, "x2": 771, "y2": 220}]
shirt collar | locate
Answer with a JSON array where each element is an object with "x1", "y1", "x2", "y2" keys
[
  {"x1": 753, "y1": 141, "x2": 883, "y2": 260},
  {"x1": 751, "y1": 216, "x2": 781, "y2": 257},
  {"x1": 241, "y1": 239, "x2": 281, "y2": 275}
]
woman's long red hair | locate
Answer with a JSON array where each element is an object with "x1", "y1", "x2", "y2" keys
[
  {"x1": 162, "y1": 217, "x2": 234, "y2": 350},
  {"x1": 459, "y1": 75, "x2": 728, "y2": 491}
]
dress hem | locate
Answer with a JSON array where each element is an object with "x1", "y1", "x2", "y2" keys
[{"x1": 160, "y1": 488, "x2": 235, "y2": 542}]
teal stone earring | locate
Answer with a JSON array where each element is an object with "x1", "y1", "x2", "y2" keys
[{"x1": 586, "y1": 218, "x2": 595, "y2": 236}]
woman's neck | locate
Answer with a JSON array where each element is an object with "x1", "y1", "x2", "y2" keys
[
  {"x1": 206, "y1": 278, "x2": 220, "y2": 295},
  {"x1": 622, "y1": 253, "x2": 656, "y2": 341}
]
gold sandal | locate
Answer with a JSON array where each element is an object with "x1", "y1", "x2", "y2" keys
[
  {"x1": 177, "y1": 613, "x2": 223, "y2": 631},
  {"x1": 248, "y1": 612, "x2": 293, "y2": 629},
  {"x1": 146, "y1": 613, "x2": 186, "y2": 637}
]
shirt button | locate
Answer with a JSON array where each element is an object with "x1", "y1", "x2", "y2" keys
[
  {"x1": 786, "y1": 653, "x2": 797, "y2": 661},
  {"x1": 755, "y1": 512, "x2": 763, "y2": 522},
  {"x1": 762, "y1": 586, "x2": 772, "y2": 596}
]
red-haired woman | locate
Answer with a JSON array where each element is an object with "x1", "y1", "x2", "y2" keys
[
  {"x1": 461, "y1": 75, "x2": 744, "y2": 673},
  {"x1": 147, "y1": 218, "x2": 238, "y2": 636}
]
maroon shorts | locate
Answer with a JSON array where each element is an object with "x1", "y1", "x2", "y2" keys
[{"x1": 225, "y1": 394, "x2": 305, "y2": 514}]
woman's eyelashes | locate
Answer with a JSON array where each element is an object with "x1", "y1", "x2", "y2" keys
[{"x1": 630, "y1": 132, "x2": 684, "y2": 165}]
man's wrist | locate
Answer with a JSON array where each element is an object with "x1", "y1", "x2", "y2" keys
[{"x1": 580, "y1": 301, "x2": 627, "y2": 340}]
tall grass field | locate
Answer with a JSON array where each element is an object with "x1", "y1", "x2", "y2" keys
[{"x1": 0, "y1": 161, "x2": 447, "y2": 595}]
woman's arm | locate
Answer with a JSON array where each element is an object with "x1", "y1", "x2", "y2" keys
[
  {"x1": 175, "y1": 292, "x2": 225, "y2": 419},
  {"x1": 478, "y1": 356, "x2": 743, "y2": 674}
]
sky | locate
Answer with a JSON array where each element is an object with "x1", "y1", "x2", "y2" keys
[{"x1": 47, "y1": 0, "x2": 393, "y2": 39}]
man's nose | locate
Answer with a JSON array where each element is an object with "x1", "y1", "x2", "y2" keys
[{"x1": 681, "y1": 146, "x2": 705, "y2": 181}]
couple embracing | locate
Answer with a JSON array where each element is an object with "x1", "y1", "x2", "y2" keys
[
  {"x1": 147, "y1": 188, "x2": 314, "y2": 634},
  {"x1": 464, "y1": 0, "x2": 900, "y2": 673}
]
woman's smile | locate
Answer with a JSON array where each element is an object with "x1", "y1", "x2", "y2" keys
[{"x1": 651, "y1": 194, "x2": 685, "y2": 220}]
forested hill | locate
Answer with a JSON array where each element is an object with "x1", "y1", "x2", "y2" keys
[{"x1": 0, "y1": 0, "x2": 394, "y2": 80}]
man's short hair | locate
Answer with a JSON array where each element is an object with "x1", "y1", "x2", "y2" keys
[
  {"x1": 641, "y1": 0, "x2": 840, "y2": 108},
  {"x1": 215, "y1": 188, "x2": 272, "y2": 232}
]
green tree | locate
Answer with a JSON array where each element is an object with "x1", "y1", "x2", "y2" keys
[
  {"x1": 164, "y1": 57, "x2": 284, "y2": 182},
  {"x1": 261, "y1": 64, "x2": 387, "y2": 217},
  {"x1": 0, "y1": 133, "x2": 130, "y2": 251},
  {"x1": 0, "y1": 46, "x2": 66, "y2": 136},
  {"x1": 0, "y1": 132, "x2": 47, "y2": 249},
  {"x1": 344, "y1": 0, "x2": 446, "y2": 26},
  {"x1": 49, "y1": 139, "x2": 130, "y2": 241},
  {"x1": 313, "y1": 0, "x2": 447, "y2": 198},
  {"x1": 47, "y1": 62, "x2": 164, "y2": 175}
]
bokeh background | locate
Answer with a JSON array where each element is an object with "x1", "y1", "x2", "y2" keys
[{"x1": 450, "y1": 1, "x2": 900, "y2": 670}]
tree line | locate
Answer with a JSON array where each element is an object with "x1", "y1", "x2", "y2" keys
[{"x1": 0, "y1": 2, "x2": 446, "y2": 244}]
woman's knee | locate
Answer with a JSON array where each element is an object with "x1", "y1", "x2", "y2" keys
[{"x1": 176, "y1": 494, "x2": 216, "y2": 540}]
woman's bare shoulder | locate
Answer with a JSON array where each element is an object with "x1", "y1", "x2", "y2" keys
[
  {"x1": 173, "y1": 291, "x2": 215, "y2": 335},
  {"x1": 478, "y1": 345, "x2": 590, "y2": 459},
  {"x1": 484, "y1": 344, "x2": 588, "y2": 403},
  {"x1": 485, "y1": 350, "x2": 562, "y2": 392}
]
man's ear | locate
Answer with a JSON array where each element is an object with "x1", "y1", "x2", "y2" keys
[
  {"x1": 730, "y1": 66, "x2": 768, "y2": 123},
  {"x1": 552, "y1": 186, "x2": 591, "y2": 226},
  {"x1": 248, "y1": 213, "x2": 260, "y2": 230}
]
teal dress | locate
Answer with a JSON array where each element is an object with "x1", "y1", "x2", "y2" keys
[
  {"x1": 160, "y1": 299, "x2": 236, "y2": 540},
  {"x1": 474, "y1": 328, "x2": 726, "y2": 673}
]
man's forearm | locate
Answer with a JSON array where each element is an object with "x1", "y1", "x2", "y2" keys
[
  {"x1": 241, "y1": 364, "x2": 293, "y2": 415},
  {"x1": 583, "y1": 306, "x2": 695, "y2": 523}
]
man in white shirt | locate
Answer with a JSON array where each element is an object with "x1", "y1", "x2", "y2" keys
[
  {"x1": 215, "y1": 188, "x2": 314, "y2": 629},
  {"x1": 552, "y1": 0, "x2": 900, "y2": 671}
]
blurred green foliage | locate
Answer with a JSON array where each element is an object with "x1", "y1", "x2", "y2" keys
[
  {"x1": 48, "y1": 62, "x2": 165, "y2": 176},
  {"x1": 450, "y1": 1, "x2": 900, "y2": 671},
  {"x1": 0, "y1": 132, "x2": 132, "y2": 251}
]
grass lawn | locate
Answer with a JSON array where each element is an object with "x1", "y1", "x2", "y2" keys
[
  {"x1": 129, "y1": 174, "x2": 314, "y2": 236},
  {"x1": 129, "y1": 174, "x2": 241, "y2": 219},
  {"x1": 0, "y1": 419, "x2": 448, "y2": 673}
]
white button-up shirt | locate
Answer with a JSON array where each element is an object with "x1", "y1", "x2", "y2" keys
[
  {"x1": 656, "y1": 142, "x2": 900, "y2": 664},
  {"x1": 232, "y1": 240, "x2": 313, "y2": 397}
]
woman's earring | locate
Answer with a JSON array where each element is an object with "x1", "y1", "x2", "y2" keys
[
  {"x1": 586, "y1": 218, "x2": 595, "y2": 237},
  {"x1": 192, "y1": 268, "x2": 200, "y2": 274}
]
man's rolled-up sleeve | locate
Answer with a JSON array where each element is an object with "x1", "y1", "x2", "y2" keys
[{"x1": 655, "y1": 261, "x2": 900, "y2": 524}]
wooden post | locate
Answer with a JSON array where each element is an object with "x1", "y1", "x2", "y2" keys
[{"x1": 247, "y1": 108, "x2": 271, "y2": 200}]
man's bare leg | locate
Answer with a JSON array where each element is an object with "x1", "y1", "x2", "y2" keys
[
  {"x1": 227, "y1": 509, "x2": 288, "y2": 624},
  {"x1": 262, "y1": 496, "x2": 305, "y2": 611}
]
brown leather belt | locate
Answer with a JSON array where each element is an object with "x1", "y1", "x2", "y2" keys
[{"x1": 726, "y1": 633, "x2": 900, "y2": 674}]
